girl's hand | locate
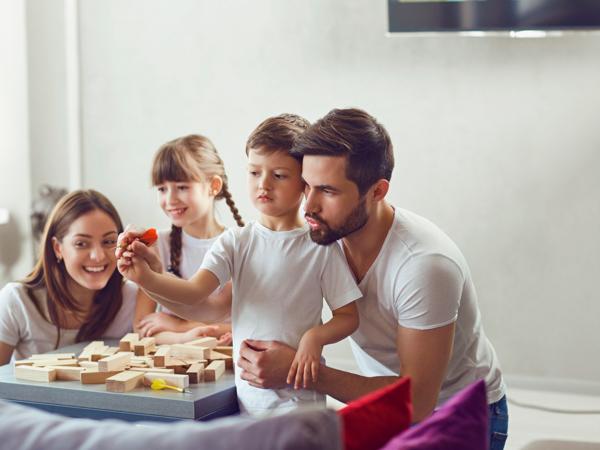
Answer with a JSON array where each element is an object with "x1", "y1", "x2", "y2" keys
[
  {"x1": 286, "y1": 330, "x2": 323, "y2": 390},
  {"x1": 137, "y1": 312, "x2": 184, "y2": 337}
]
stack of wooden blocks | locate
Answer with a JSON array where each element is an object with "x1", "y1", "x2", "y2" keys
[{"x1": 13, "y1": 333, "x2": 233, "y2": 393}]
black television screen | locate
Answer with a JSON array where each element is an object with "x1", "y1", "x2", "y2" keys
[{"x1": 388, "y1": 0, "x2": 600, "y2": 33}]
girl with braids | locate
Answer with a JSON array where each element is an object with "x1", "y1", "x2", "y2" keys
[
  {"x1": 0, "y1": 190, "x2": 137, "y2": 365},
  {"x1": 134, "y1": 134, "x2": 243, "y2": 345}
]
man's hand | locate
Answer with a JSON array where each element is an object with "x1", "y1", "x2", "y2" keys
[{"x1": 238, "y1": 339, "x2": 296, "y2": 389}]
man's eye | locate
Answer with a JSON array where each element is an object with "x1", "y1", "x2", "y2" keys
[{"x1": 274, "y1": 174, "x2": 287, "y2": 180}]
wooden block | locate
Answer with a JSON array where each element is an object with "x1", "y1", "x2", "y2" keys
[
  {"x1": 208, "y1": 350, "x2": 233, "y2": 370},
  {"x1": 46, "y1": 366, "x2": 85, "y2": 381},
  {"x1": 14, "y1": 360, "x2": 34, "y2": 366},
  {"x1": 143, "y1": 372, "x2": 189, "y2": 389},
  {"x1": 134, "y1": 337, "x2": 156, "y2": 356},
  {"x1": 204, "y1": 360, "x2": 225, "y2": 382},
  {"x1": 98, "y1": 352, "x2": 133, "y2": 372},
  {"x1": 186, "y1": 363, "x2": 205, "y2": 384},
  {"x1": 80, "y1": 370, "x2": 120, "y2": 384},
  {"x1": 119, "y1": 333, "x2": 139, "y2": 351},
  {"x1": 15, "y1": 366, "x2": 56, "y2": 382},
  {"x1": 79, "y1": 361, "x2": 99, "y2": 369},
  {"x1": 214, "y1": 346, "x2": 233, "y2": 356},
  {"x1": 30, "y1": 353, "x2": 75, "y2": 360},
  {"x1": 170, "y1": 344, "x2": 209, "y2": 360},
  {"x1": 79, "y1": 342, "x2": 108, "y2": 359},
  {"x1": 129, "y1": 367, "x2": 174, "y2": 374},
  {"x1": 185, "y1": 337, "x2": 217, "y2": 349},
  {"x1": 152, "y1": 346, "x2": 170, "y2": 367},
  {"x1": 31, "y1": 358, "x2": 79, "y2": 367},
  {"x1": 106, "y1": 371, "x2": 144, "y2": 393}
]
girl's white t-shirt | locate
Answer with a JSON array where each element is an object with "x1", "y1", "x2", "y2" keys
[
  {"x1": 201, "y1": 221, "x2": 362, "y2": 415},
  {"x1": 155, "y1": 228, "x2": 222, "y2": 316},
  {"x1": 0, "y1": 281, "x2": 137, "y2": 360}
]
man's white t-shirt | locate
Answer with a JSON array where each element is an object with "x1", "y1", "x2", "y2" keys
[
  {"x1": 0, "y1": 281, "x2": 137, "y2": 360},
  {"x1": 201, "y1": 221, "x2": 362, "y2": 414},
  {"x1": 348, "y1": 208, "x2": 505, "y2": 405},
  {"x1": 155, "y1": 228, "x2": 222, "y2": 316}
]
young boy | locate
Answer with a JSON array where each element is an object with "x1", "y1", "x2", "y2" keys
[{"x1": 117, "y1": 114, "x2": 361, "y2": 415}]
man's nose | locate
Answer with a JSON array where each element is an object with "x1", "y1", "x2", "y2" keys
[{"x1": 304, "y1": 188, "x2": 319, "y2": 213}]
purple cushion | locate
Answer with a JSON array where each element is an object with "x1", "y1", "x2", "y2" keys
[{"x1": 380, "y1": 380, "x2": 489, "y2": 450}]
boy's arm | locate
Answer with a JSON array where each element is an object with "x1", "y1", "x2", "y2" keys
[
  {"x1": 287, "y1": 302, "x2": 359, "y2": 389},
  {"x1": 239, "y1": 321, "x2": 454, "y2": 422},
  {"x1": 308, "y1": 302, "x2": 359, "y2": 346},
  {"x1": 142, "y1": 268, "x2": 221, "y2": 306}
]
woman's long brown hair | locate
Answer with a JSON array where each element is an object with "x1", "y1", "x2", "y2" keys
[{"x1": 20, "y1": 189, "x2": 125, "y2": 348}]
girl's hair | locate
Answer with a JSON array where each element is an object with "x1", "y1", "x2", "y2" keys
[
  {"x1": 20, "y1": 189, "x2": 125, "y2": 349},
  {"x1": 151, "y1": 134, "x2": 244, "y2": 277}
]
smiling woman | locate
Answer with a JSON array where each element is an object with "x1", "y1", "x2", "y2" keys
[{"x1": 0, "y1": 190, "x2": 137, "y2": 365}]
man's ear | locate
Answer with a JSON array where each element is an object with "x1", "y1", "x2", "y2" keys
[
  {"x1": 371, "y1": 179, "x2": 390, "y2": 202},
  {"x1": 210, "y1": 176, "x2": 224, "y2": 196}
]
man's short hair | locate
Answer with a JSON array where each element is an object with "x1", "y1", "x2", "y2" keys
[
  {"x1": 291, "y1": 108, "x2": 394, "y2": 194},
  {"x1": 246, "y1": 114, "x2": 310, "y2": 161}
]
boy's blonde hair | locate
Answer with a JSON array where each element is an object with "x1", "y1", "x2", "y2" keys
[{"x1": 246, "y1": 114, "x2": 310, "y2": 160}]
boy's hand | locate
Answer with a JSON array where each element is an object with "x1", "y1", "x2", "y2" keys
[
  {"x1": 117, "y1": 250, "x2": 153, "y2": 285},
  {"x1": 286, "y1": 330, "x2": 322, "y2": 390}
]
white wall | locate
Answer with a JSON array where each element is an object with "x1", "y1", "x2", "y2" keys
[
  {"x1": 27, "y1": 0, "x2": 600, "y2": 385},
  {"x1": 0, "y1": 0, "x2": 32, "y2": 285}
]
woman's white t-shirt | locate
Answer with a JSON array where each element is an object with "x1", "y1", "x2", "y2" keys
[{"x1": 0, "y1": 281, "x2": 137, "y2": 360}]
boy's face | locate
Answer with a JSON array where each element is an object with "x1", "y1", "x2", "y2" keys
[
  {"x1": 302, "y1": 155, "x2": 368, "y2": 245},
  {"x1": 247, "y1": 148, "x2": 305, "y2": 220}
]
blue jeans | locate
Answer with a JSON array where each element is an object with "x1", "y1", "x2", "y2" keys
[{"x1": 489, "y1": 395, "x2": 508, "y2": 450}]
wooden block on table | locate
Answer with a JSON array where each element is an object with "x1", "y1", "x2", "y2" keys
[
  {"x1": 143, "y1": 372, "x2": 189, "y2": 389},
  {"x1": 80, "y1": 370, "x2": 121, "y2": 384},
  {"x1": 30, "y1": 353, "x2": 75, "y2": 360},
  {"x1": 79, "y1": 343, "x2": 109, "y2": 360},
  {"x1": 46, "y1": 365, "x2": 85, "y2": 381},
  {"x1": 185, "y1": 337, "x2": 218, "y2": 349},
  {"x1": 14, "y1": 360, "x2": 34, "y2": 366},
  {"x1": 214, "y1": 346, "x2": 233, "y2": 356},
  {"x1": 152, "y1": 346, "x2": 170, "y2": 367},
  {"x1": 119, "y1": 333, "x2": 140, "y2": 351},
  {"x1": 134, "y1": 337, "x2": 156, "y2": 356},
  {"x1": 15, "y1": 366, "x2": 56, "y2": 382},
  {"x1": 204, "y1": 360, "x2": 225, "y2": 382},
  {"x1": 186, "y1": 363, "x2": 205, "y2": 384},
  {"x1": 208, "y1": 350, "x2": 233, "y2": 370},
  {"x1": 31, "y1": 358, "x2": 79, "y2": 367},
  {"x1": 170, "y1": 344, "x2": 209, "y2": 360},
  {"x1": 129, "y1": 367, "x2": 174, "y2": 374},
  {"x1": 98, "y1": 352, "x2": 133, "y2": 372},
  {"x1": 79, "y1": 361, "x2": 99, "y2": 369},
  {"x1": 106, "y1": 371, "x2": 144, "y2": 393}
]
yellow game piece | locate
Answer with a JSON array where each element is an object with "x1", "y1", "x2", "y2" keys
[{"x1": 150, "y1": 378, "x2": 184, "y2": 393}]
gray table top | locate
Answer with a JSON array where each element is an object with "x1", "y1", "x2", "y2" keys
[{"x1": 0, "y1": 341, "x2": 237, "y2": 421}]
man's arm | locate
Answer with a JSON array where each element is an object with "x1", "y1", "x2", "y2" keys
[{"x1": 238, "y1": 322, "x2": 454, "y2": 422}]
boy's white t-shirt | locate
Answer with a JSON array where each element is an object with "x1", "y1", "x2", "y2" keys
[
  {"x1": 347, "y1": 208, "x2": 505, "y2": 406},
  {"x1": 155, "y1": 228, "x2": 221, "y2": 315},
  {"x1": 201, "y1": 221, "x2": 361, "y2": 414},
  {"x1": 0, "y1": 281, "x2": 137, "y2": 360}
]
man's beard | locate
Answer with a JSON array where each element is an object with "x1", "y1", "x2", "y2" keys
[{"x1": 307, "y1": 197, "x2": 368, "y2": 246}]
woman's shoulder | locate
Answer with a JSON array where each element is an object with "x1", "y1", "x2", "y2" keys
[{"x1": 0, "y1": 282, "x2": 29, "y2": 305}]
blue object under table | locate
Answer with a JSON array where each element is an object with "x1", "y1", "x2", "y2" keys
[{"x1": 0, "y1": 340, "x2": 238, "y2": 422}]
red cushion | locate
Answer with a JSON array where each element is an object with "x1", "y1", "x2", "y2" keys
[{"x1": 340, "y1": 377, "x2": 412, "y2": 450}]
